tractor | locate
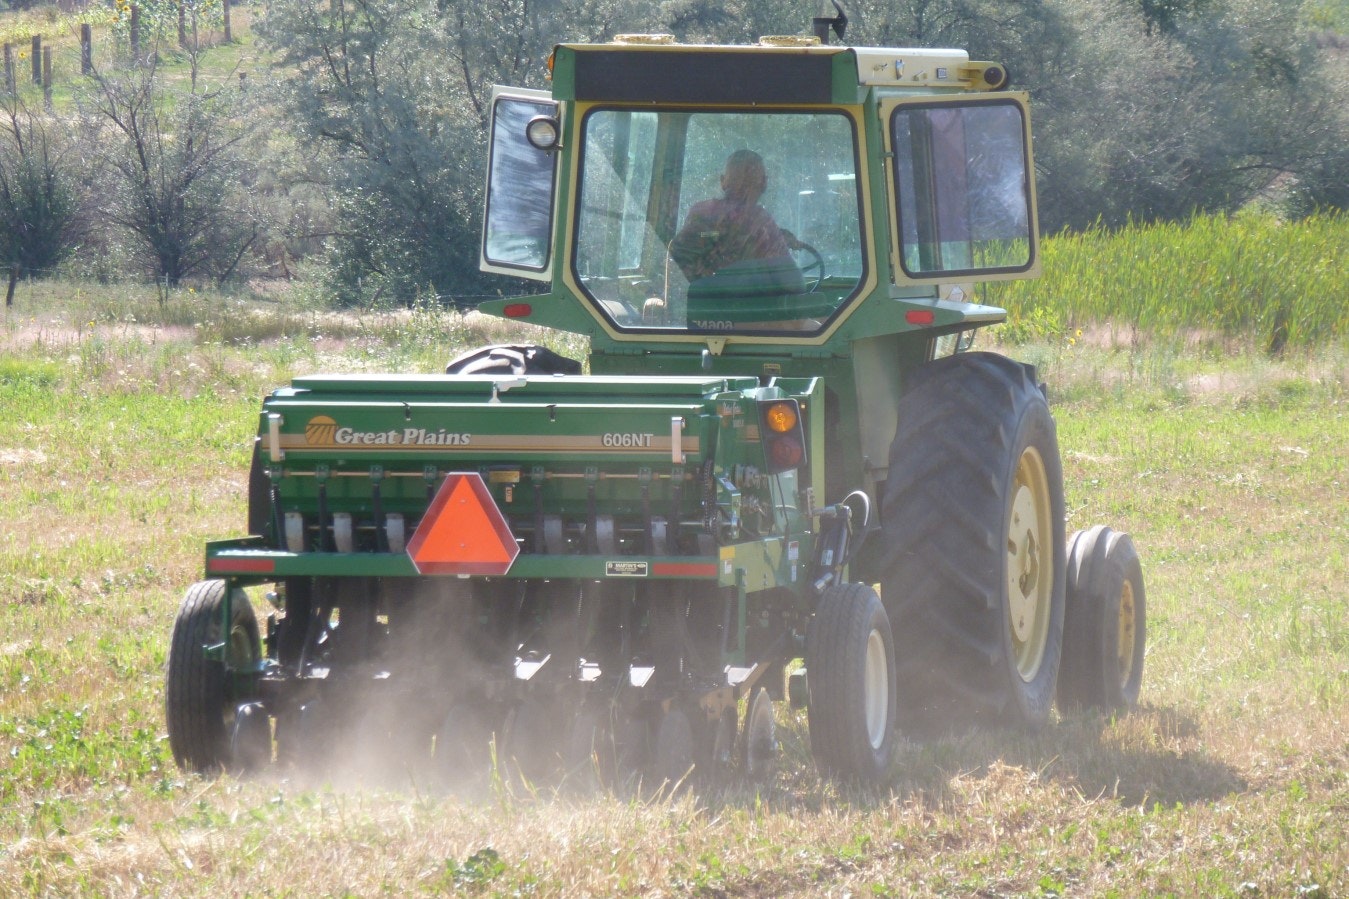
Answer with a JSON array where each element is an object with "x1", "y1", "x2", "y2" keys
[{"x1": 166, "y1": 19, "x2": 1147, "y2": 787}]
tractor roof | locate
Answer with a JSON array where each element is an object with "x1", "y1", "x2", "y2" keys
[{"x1": 550, "y1": 39, "x2": 1005, "y2": 104}]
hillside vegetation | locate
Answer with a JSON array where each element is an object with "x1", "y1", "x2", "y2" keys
[{"x1": 3, "y1": 0, "x2": 1349, "y2": 305}]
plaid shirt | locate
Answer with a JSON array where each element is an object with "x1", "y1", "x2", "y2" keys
[{"x1": 669, "y1": 198, "x2": 791, "y2": 281}]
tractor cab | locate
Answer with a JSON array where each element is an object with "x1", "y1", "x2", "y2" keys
[{"x1": 480, "y1": 39, "x2": 1039, "y2": 351}]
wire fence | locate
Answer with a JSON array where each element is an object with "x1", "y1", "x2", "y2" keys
[{"x1": 2, "y1": 0, "x2": 242, "y2": 99}]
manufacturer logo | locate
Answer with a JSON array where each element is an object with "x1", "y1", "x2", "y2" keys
[
  {"x1": 303, "y1": 416, "x2": 470, "y2": 447},
  {"x1": 305, "y1": 415, "x2": 338, "y2": 446}
]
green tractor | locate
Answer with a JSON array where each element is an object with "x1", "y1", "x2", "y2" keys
[{"x1": 166, "y1": 21, "x2": 1147, "y2": 786}]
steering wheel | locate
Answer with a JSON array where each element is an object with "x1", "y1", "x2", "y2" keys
[{"x1": 789, "y1": 240, "x2": 825, "y2": 293}]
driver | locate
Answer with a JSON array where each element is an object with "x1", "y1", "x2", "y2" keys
[{"x1": 668, "y1": 149, "x2": 804, "y2": 293}]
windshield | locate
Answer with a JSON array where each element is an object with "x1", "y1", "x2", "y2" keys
[{"x1": 575, "y1": 109, "x2": 864, "y2": 334}]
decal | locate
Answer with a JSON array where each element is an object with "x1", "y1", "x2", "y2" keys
[
  {"x1": 601, "y1": 432, "x2": 654, "y2": 448},
  {"x1": 286, "y1": 418, "x2": 698, "y2": 454},
  {"x1": 304, "y1": 416, "x2": 470, "y2": 448},
  {"x1": 606, "y1": 560, "x2": 649, "y2": 577}
]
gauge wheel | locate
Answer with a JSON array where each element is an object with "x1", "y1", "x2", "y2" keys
[
  {"x1": 166, "y1": 580, "x2": 261, "y2": 772},
  {"x1": 436, "y1": 700, "x2": 499, "y2": 791},
  {"x1": 742, "y1": 686, "x2": 779, "y2": 780},
  {"x1": 806, "y1": 582, "x2": 896, "y2": 782},
  {"x1": 564, "y1": 703, "x2": 615, "y2": 794},
  {"x1": 654, "y1": 706, "x2": 696, "y2": 789}
]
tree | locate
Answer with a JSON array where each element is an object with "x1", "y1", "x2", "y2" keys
[
  {"x1": 78, "y1": 48, "x2": 264, "y2": 287},
  {"x1": 257, "y1": 0, "x2": 654, "y2": 303},
  {"x1": 0, "y1": 98, "x2": 83, "y2": 277}
]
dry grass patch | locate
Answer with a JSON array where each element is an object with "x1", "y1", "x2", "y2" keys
[{"x1": 1, "y1": 289, "x2": 1346, "y2": 897}]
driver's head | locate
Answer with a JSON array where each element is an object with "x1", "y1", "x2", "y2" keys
[{"x1": 720, "y1": 149, "x2": 768, "y2": 203}]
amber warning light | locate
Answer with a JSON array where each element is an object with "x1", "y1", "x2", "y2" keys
[
  {"x1": 758, "y1": 399, "x2": 807, "y2": 474},
  {"x1": 406, "y1": 472, "x2": 520, "y2": 575}
]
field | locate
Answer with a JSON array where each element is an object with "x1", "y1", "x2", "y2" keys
[{"x1": 1, "y1": 267, "x2": 1347, "y2": 896}]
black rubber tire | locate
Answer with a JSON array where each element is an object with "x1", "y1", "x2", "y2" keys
[
  {"x1": 246, "y1": 438, "x2": 270, "y2": 538},
  {"x1": 654, "y1": 707, "x2": 696, "y2": 788},
  {"x1": 1058, "y1": 526, "x2": 1146, "y2": 712},
  {"x1": 166, "y1": 580, "x2": 260, "y2": 772},
  {"x1": 563, "y1": 704, "x2": 614, "y2": 794},
  {"x1": 880, "y1": 352, "x2": 1066, "y2": 734},
  {"x1": 742, "y1": 686, "x2": 778, "y2": 780},
  {"x1": 435, "y1": 701, "x2": 498, "y2": 791},
  {"x1": 502, "y1": 696, "x2": 565, "y2": 785},
  {"x1": 806, "y1": 582, "x2": 896, "y2": 783},
  {"x1": 445, "y1": 343, "x2": 583, "y2": 376}
]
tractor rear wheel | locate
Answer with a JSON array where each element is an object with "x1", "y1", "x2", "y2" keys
[
  {"x1": 166, "y1": 580, "x2": 261, "y2": 772},
  {"x1": 880, "y1": 352, "x2": 1066, "y2": 734},
  {"x1": 806, "y1": 582, "x2": 896, "y2": 782},
  {"x1": 1057, "y1": 526, "x2": 1146, "y2": 711}
]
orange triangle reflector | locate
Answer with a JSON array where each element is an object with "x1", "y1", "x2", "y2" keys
[{"x1": 407, "y1": 472, "x2": 519, "y2": 575}]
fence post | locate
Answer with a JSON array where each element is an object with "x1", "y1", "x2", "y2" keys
[
  {"x1": 3, "y1": 44, "x2": 12, "y2": 95},
  {"x1": 42, "y1": 47, "x2": 51, "y2": 110},
  {"x1": 5, "y1": 265, "x2": 18, "y2": 309},
  {"x1": 81, "y1": 24, "x2": 92, "y2": 75},
  {"x1": 31, "y1": 35, "x2": 40, "y2": 84},
  {"x1": 130, "y1": 6, "x2": 140, "y2": 63},
  {"x1": 223, "y1": 0, "x2": 232, "y2": 43}
]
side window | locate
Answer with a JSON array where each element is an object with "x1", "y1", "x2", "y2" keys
[
  {"x1": 891, "y1": 100, "x2": 1035, "y2": 279},
  {"x1": 481, "y1": 91, "x2": 557, "y2": 278}
]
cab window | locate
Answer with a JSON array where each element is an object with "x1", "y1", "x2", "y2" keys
[
  {"x1": 575, "y1": 109, "x2": 864, "y2": 334},
  {"x1": 482, "y1": 94, "x2": 558, "y2": 275},
  {"x1": 891, "y1": 99, "x2": 1034, "y2": 278}
]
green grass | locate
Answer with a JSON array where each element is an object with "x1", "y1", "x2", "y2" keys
[
  {"x1": 985, "y1": 211, "x2": 1349, "y2": 351},
  {"x1": 0, "y1": 282, "x2": 1346, "y2": 895},
  {"x1": 1, "y1": 1, "x2": 260, "y2": 112}
]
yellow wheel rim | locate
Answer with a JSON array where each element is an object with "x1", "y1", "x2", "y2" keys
[
  {"x1": 1117, "y1": 578, "x2": 1136, "y2": 685},
  {"x1": 1006, "y1": 446, "x2": 1053, "y2": 682}
]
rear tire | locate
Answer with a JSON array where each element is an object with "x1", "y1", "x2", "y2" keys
[
  {"x1": 806, "y1": 583, "x2": 896, "y2": 783},
  {"x1": 166, "y1": 580, "x2": 261, "y2": 772},
  {"x1": 880, "y1": 352, "x2": 1066, "y2": 733},
  {"x1": 1058, "y1": 526, "x2": 1146, "y2": 711}
]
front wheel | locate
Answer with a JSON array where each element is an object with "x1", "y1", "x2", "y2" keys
[
  {"x1": 1058, "y1": 526, "x2": 1146, "y2": 712},
  {"x1": 165, "y1": 580, "x2": 261, "y2": 772},
  {"x1": 880, "y1": 352, "x2": 1066, "y2": 734},
  {"x1": 806, "y1": 582, "x2": 896, "y2": 783}
]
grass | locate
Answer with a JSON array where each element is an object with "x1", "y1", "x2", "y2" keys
[
  {"x1": 984, "y1": 211, "x2": 1349, "y2": 351},
  {"x1": 1, "y1": 281, "x2": 1347, "y2": 896},
  {"x1": 2, "y1": 1, "x2": 260, "y2": 113}
]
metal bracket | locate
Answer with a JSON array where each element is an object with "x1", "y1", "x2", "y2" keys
[{"x1": 267, "y1": 413, "x2": 285, "y2": 462}]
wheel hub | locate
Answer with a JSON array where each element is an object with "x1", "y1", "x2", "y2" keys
[
  {"x1": 1117, "y1": 579, "x2": 1136, "y2": 683},
  {"x1": 1006, "y1": 447, "x2": 1053, "y2": 682},
  {"x1": 1007, "y1": 484, "x2": 1041, "y2": 644},
  {"x1": 864, "y1": 628, "x2": 889, "y2": 750}
]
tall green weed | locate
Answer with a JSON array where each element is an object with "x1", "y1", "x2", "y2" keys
[{"x1": 986, "y1": 212, "x2": 1348, "y2": 350}]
